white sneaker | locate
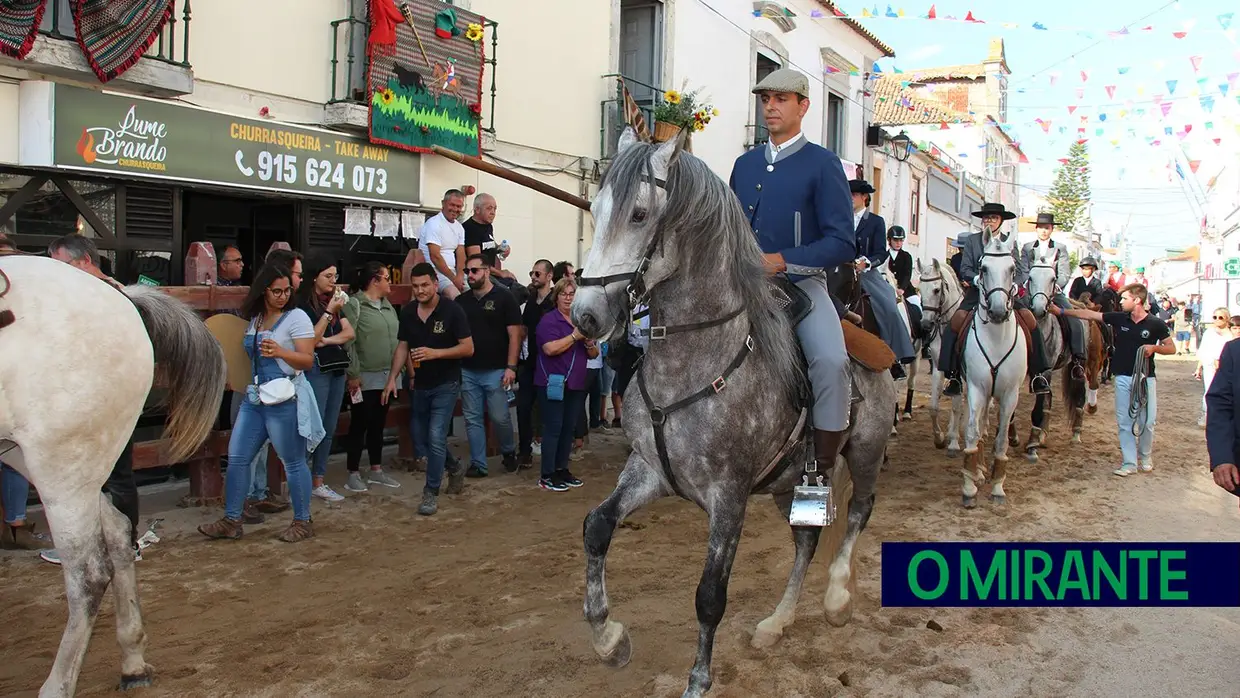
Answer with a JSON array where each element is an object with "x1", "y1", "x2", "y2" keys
[
  {"x1": 1113, "y1": 464, "x2": 1137, "y2": 477},
  {"x1": 1138, "y1": 458, "x2": 1154, "y2": 473},
  {"x1": 313, "y1": 484, "x2": 345, "y2": 502},
  {"x1": 531, "y1": 441, "x2": 542, "y2": 456}
]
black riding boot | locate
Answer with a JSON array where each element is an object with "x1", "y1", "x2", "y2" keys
[
  {"x1": 939, "y1": 325, "x2": 963, "y2": 396},
  {"x1": 1029, "y1": 326, "x2": 1052, "y2": 394},
  {"x1": 814, "y1": 429, "x2": 847, "y2": 473}
]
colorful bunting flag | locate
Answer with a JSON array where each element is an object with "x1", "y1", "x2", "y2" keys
[
  {"x1": 1190, "y1": 160, "x2": 1201, "y2": 173},
  {"x1": 1220, "y1": 12, "x2": 1234, "y2": 30},
  {"x1": 1118, "y1": 66, "x2": 1130, "y2": 75},
  {"x1": 1191, "y1": 56, "x2": 1203, "y2": 72},
  {"x1": 1105, "y1": 85, "x2": 1116, "y2": 99},
  {"x1": 926, "y1": 4, "x2": 936, "y2": 19},
  {"x1": 1167, "y1": 80, "x2": 1177, "y2": 94}
]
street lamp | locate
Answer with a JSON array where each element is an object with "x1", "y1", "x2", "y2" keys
[{"x1": 892, "y1": 131, "x2": 912, "y2": 162}]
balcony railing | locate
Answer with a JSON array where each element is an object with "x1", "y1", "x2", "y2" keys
[
  {"x1": 599, "y1": 73, "x2": 666, "y2": 161},
  {"x1": 330, "y1": 12, "x2": 499, "y2": 134},
  {"x1": 39, "y1": 0, "x2": 192, "y2": 68}
]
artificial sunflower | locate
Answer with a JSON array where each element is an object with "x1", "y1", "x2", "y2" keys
[
  {"x1": 465, "y1": 23, "x2": 484, "y2": 41},
  {"x1": 379, "y1": 88, "x2": 395, "y2": 105},
  {"x1": 664, "y1": 90, "x2": 682, "y2": 104}
]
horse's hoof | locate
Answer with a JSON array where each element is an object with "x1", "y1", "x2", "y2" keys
[
  {"x1": 119, "y1": 668, "x2": 154, "y2": 691},
  {"x1": 946, "y1": 448, "x2": 959, "y2": 458},
  {"x1": 823, "y1": 598, "x2": 854, "y2": 627},
  {"x1": 962, "y1": 495, "x2": 976, "y2": 508},
  {"x1": 1026, "y1": 451, "x2": 1039, "y2": 464},
  {"x1": 598, "y1": 628, "x2": 632, "y2": 668},
  {"x1": 1086, "y1": 405, "x2": 1097, "y2": 415},
  {"x1": 1071, "y1": 433, "x2": 1081, "y2": 444},
  {"x1": 1008, "y1": 436, "x2": 1021, "y2": 448},
  {"x1": 991, "y1": 494, "x2": 1006, "y2": 505},
  {"x1": 751, "y1": 620, "x2": 784, "y2": 649},
  {"x1": 934, "y1": 439, "x2": 947, "y2": 450},
  {"x1": 902, "y1": 411, "x2": 913, "y2": 421}
]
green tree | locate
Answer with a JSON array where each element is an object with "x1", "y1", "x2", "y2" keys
[{"x1": 1046, "y1": 140, "x2": 1092, "y2": 234}]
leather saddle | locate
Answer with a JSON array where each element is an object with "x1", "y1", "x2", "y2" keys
[
  {"x1": 768, "y1": 276, "x2": 895, "y2": 374},
  {"x1": 950, "y1": 307, "x2": 1036, "y2": 374}
]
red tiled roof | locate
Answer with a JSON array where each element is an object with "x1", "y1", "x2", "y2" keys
[
  {"x1": 871, "y1": 74, "x2": 969, "y2": 126},
  {"x1": 903, "y1": 64, "x2": 987, "y2": 81}
]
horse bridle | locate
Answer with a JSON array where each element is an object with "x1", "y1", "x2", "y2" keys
[
  {"x1": 977, "y1": 251, "x2": 1016, "y2": 323},
  {"x1": 577, "y1": 169, "x2": 668, "y2": 316},
  {"x1": 917, "y1": 272, "x2": 960, "y2": 342},
  {"x1": 1023, "y1": 260, "x2": 1061, "y2": 315}
]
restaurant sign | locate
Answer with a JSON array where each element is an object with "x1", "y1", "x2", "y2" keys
[{"x1": 19, "y1": 82, "x2": 421, "y2": 206}]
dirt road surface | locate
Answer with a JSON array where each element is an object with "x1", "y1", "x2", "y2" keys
[{"x1": 2, "y1": 359, "x2": 1237, "y2": 697}]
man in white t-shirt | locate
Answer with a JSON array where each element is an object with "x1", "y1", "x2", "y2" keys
[{"x1": 418, "y1": 189, "x2": 467, "y2": 300}]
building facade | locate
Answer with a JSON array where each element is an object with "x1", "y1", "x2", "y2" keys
[
  {"x1": 602, "y1": 0, "x2": 893, "y2": 181},
  {"x1": 0, "y1": 0, "x2": 611, "y2": 284}
]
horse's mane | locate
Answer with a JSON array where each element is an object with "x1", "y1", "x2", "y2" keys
[{"x1": 601, "y1": 141, "x2": 803, "y2": 401}]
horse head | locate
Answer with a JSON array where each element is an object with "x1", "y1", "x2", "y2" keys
[
  {"x1": 1024, "y1": 244, "x2": 1059, "y2": 318},
  {"x1": 573, "y1": 125, "x2": 691, "y2": 340},
  {"x1": 916, "y1": 258, "x2": 959, "y2": 332},
  {"x1": 978, "y1": 228, "x2": 1017, "y2": 323}
]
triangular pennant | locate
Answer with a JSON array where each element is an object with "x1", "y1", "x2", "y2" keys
[
  {"x1": 1167, "y1": 80, "x2": 1178, "y2": 94},
  {"x1": 1173, "y1": 31, "x2": 1187, "y2": 39},
  {"x1": 927, "y1": 4, "x2": 936, "y2": 19},
  {"x1": 1068, "y1": 105, "x2": 1077, "y2": 114},
  {"x1": 1222, "y1": 84, "x2": 1231, "y2": 97},
  {"x1": 1191, "y1": 56, "x2": 1204, "y2": 72},
  {"x1": 939, "y1": 120, "x2": 949, "y2": 130},
  {"x1": 1228, "y1": 72, "x2": 1238, "y2": 85},
  {"x1": 1201, "y1": 96, "x2": 1215, "y2": 112},
  {"x1": 1080, "y1": 70, "x2": 1089, "y2": 82},
  {"x1": 1185, "y1": 124, "x2": 1193, "y2": 133},
  {"x1": 1161, "y1": 102, "x2": 1173, "y2": 116},
  {"x1": 861, "y1": 7, "x2": 872, "y2": 17},
  {"x1": 1105, "y1": 85, "x2": 1116, "y2": 99},
  {"x1": 1099, "y1": 113, "x2": 1108, "y2": 121},
  {"x1": 898, "y1": 8, "x2": 906, "y2": 17},
  {"x1": 1033, "y1": 22, "x2": 1047, "y2": 30},
  {"x1": 1118, "y1": 67, "x2": 1130, "y2": 74},
  {"x1": 1190, "y1": 160, "x2": 1201, "y2": 173},
  {"x1": 964, "y1": 10, "x2": 982, "y2": 22},
  {"x1": 886, "y1": 5, "x2": 899, "y2": 17},
  {"x1": 1214, "y1": 138, "x2": 1222, "y2": 145},
  {"x1": 1076, "y1": 88, "x2": 1084, "y2": 98},
  {"x1": 1219, "y1": 12, "x2": 1234, "y2": 30}
]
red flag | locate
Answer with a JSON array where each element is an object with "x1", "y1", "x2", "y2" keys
[
  {"x1": 1190, "y1": 160, "x2": 1201, "y2": 173},
  {"x1": 1068, "y1": 105, "x2": 1077, "y2": 114},
  {"x1": 927, "y1": 4, "x2": 936, "y2": 19}
]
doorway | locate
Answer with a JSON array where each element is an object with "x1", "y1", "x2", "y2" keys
[{"x1": 182, "y1": 192, "x2": 296, "y2": 283}]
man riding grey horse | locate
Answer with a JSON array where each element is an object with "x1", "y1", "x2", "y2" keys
[
  {"x1": 938, "y1": 203, "x2": 1054, "y2": 396},
  {"x1": 851, "y1": 179, "x2": 916, "y2": 379},
  {"x1": 1020, "y1": 211, "x2": 1087, "y2": 382},
  {"x1": 728, "y1": 67, "x2": 855, "y2": 475}
]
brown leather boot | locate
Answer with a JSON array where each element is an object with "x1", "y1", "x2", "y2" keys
[{"x1": 813, "y1": 429, "x2": 847, "y2": 473}]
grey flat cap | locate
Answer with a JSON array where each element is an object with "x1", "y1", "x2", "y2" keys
[{"x1": 753, "y1": 68, "x2": 810, "y2": 98}]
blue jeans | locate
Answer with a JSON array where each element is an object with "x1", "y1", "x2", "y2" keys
[
  {"x1": 1, "y1": 463, "x2": 30, "y2": 525},
  {"x1": 461, "y1": 368, "x2": 516, "y2": 473},
  {"x1": 412, "y1": 381, "x2": 460, "y2": 494},
  {"x1": 1114, "y1": 375, "x2": 1157, "y2": 467},
  {"x1": 307, "y1": 368, "x2": 347, "y2": 479},
  {"x1": 230, "y1": 390, "x2": 273, "y2": 500},
  {"x1": 538, "y1": 387, "x2": 587, "y2": 479},
  {"x1": 225, "y1": 399, "x2": 312, "y2": 522}
]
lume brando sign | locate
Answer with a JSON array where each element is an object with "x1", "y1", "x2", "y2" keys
[{"x1": 19, "y1": 82, "x2": 420, "y2": 206}]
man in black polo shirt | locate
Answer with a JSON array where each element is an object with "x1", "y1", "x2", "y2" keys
[
  {"x1": 517, "y1": 259, "x2": 555, "y2": 466},
  {"x1": 383, "y1": 263, "x2": 474, "y2": 516},
  {"x1": 457, "y1": 254, "x2": 521, "y2": 477},
  {"x1": 1055, "y1": 282, "x2": 1174, "y2": 477},
  {"x1": 462, "y1": 193, "x2": 517, "y2": 284}
]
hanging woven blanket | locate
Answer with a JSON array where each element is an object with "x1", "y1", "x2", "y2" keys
[
  {"x1": 0, "y1": 0, "x2": 48, "y2": 59},
  {"x1": 0, "y1": 0, "x2": 173, "y2": 84}
]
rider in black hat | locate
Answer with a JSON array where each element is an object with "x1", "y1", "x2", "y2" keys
[
  {"x1": 938, "y1": 202, "x2": 1054, "y2": 396},
  {"x1": 850, "y1": 178, "x2": 916, "y2": 378}
]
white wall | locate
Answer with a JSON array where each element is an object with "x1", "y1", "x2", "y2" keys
[
  {"x1": 669, "y1": 0, "x2": 879, "y2": 179},
  {"x1": 0, "y1": 80, "x2": 18, "y2": 165}
]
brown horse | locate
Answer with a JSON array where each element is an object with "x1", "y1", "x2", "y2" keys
[{"x1": 1063, "y1": 296, "x2": 1108, "y2": 440}]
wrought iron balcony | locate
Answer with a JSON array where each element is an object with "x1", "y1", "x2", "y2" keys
[
  {"x1": 598, "y1": 73, "x2": 666, "y2": 161},
  {"x1": 39, "y1": 0, "x2": 192, "y2": 68},
  {"x1": 328, "y1": 11, "x2": 499, "y2": 134}
]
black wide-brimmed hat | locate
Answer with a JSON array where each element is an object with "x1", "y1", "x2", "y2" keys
[
  {"x1": 849, "y1": 178, "x2": 875, "y2": 194},
  {"x1": 1036, "y1": 212, "x2": 1055, "y2": 226},
  {"x1": 971, "y1": 202, "x2": 1017, "y2": 221},
  {"x1": 887, "y1": 225, "x2": 906, "y2": 240}
]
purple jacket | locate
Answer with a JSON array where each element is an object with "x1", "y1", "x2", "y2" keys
[{"x1": 535, "y1": 310, "x2": 589, "y2": 390}]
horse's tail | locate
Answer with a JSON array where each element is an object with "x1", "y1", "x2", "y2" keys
[{"x1": 124, "y1": 286, "x2": 226, "y2": 462}]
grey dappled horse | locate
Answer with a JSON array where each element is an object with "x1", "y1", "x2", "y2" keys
[
  {"x1": 916, "y1": 258, "x2": 966, "y2": 456},
  {"x1": 1022, "y1": 245, "x2": 1073, "y2": 462},
  {"x1": 0, "y1": 255, "x2": 225, "y2": 697},
  {"x1": 571, "y1": 126, "x2": 896, "y2": 698}
]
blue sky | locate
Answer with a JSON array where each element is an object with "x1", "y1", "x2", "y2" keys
[{"x1": 846, "y1": 0, "x2": 1240, "y2": 266}]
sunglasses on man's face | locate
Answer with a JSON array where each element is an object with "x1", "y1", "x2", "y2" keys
[{"x1": 467, "y1": 266, "x2": 486, "y2": 275}]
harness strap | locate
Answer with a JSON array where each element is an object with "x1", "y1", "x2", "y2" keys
[
  {"x1": 636, "y1": 330, "x2": 755, "y2": 497},
  {"x1": 968, "y1": 313, "x2": 1021, "y2": 400},
  {"x1": 642, "y1": 306, "x2": 744, "y2": 340}
]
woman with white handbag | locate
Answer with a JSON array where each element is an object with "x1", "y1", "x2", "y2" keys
[{"x1": 200, "y1": 263, "x2": 321, "y2": 543}]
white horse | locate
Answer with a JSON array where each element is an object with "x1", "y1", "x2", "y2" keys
[
  {"x1": 915, "y1": 258, "x2": 966, "y2": 456},
  {"x1": 875, "y1": 263, "x2": 920, "y2": 433},
  {"x1": 0, "y1": 255, "x2": 225, "y2": 697},
  {"x1": 960, "y1": 229, "x2": 1028, "y2": 508}
]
